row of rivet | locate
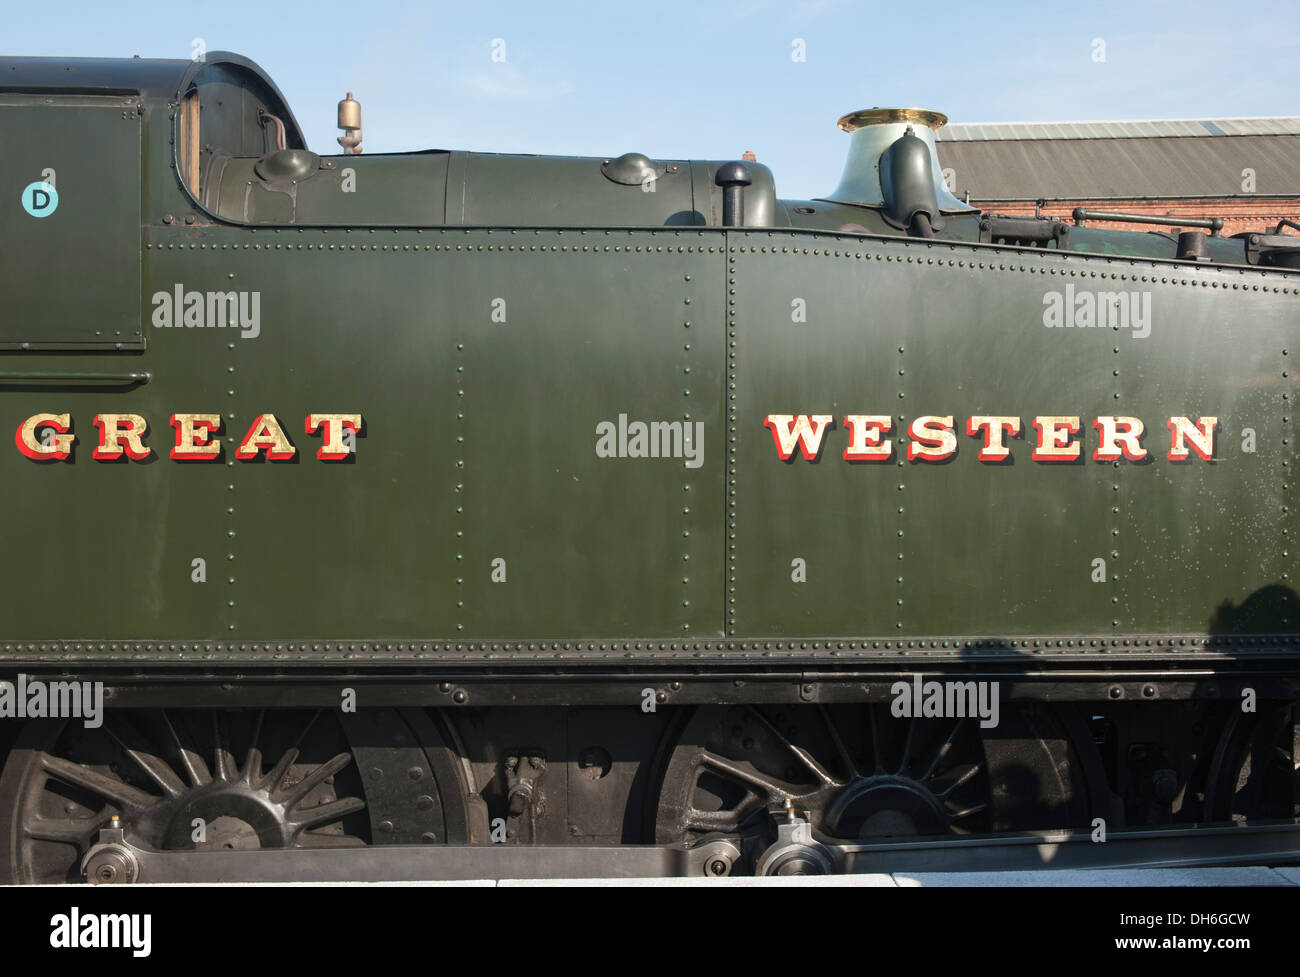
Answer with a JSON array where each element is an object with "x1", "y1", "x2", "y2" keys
[
  {"x1": 146, "y1": 242, "x2": 732, "y2": 254},
  {"x1": 1111, "y1": 335, "x2": 1124, "y2": 628},
  {"x1": 455, "y1": 332, "x2": 466, "y2": 631},
  {"x1": 144, "y1": 220, "x2": 1300, "y2": 262},
  {"x1": 736, "y1": 245, "x2": 1299, "y2": 291},
  {"x1": 1285, "y1": 344, "x2": 1293, "y2": 593},
  {"x1": 145, "y1": 239, "x2": 1300, "y2": 292},
  {"x1": 3, "y1": 635, "x2": 1296, "y2": 655},
  {"x1": 896, "y1": 338, "x2": 907, "y2": 629},
  {"x1": 682, "y1": 270, "x2": 694, "y2": 632},
  {"x1": 727, "y1": 246, "x2": 738, "y2": 633},
  {"x1": 226, "y1": 322, "x2": 238, "y2": 631}
]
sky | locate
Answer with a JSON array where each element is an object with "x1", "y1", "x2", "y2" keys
[{"x1": 6, "y1": 0, "x2": 1299, "y2": 200}]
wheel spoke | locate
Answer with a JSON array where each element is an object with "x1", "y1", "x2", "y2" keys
[
  {"x1": 947, "y1": 802, "x2": 988, "y2": 820},
  {"x1": 819, "y1": 705, "x2": 860, "y2": 781},
  {"x1": 896, "y1": 718, "x2": 917, "y2": 776},
  {"x1": 867, "y1": 704, "x2": 885, "y2": 774},
  {"x1": 683, "y1": 793, "x2": 765, "y2": 832},
  {"x1": 919, "y1": 719, "x2": 965, "y2": 784},
  {"x1": 119, "y1": 747, "x2": 186, "y2": 798},
  {"x1": 101, "y1": 719, "x2": 187, "y2": 798},
  {"x1": 261, "y1": 747, "x2": 299, "y2": 792},
  {"x1": 212, "y1": 713, "x2": 238, "y2": 782},
  {"x1": 241, "y1": 748, "x2": 263, "y2": 788},
  {"x1": 39, "y1": 754, "x2": 156, "y2": 811},
  {"x1": 277, "y1": 752, "x2": 353, "y2": 809},
  {"x1": 25, "y1": 814, "x2": 105, "y2": 844},
  {"x1": 161, "y1": 709, "x2": 211, "y2": 788},
  {"x1": 241, "y1": 710, "x2": 266, "y2": 785},
  {"x1": 745, "y1": 707, "x2": 839, "y2": 788},
  {"x1": 288, "y1": 796, "x2": 365, "y2": 831},
  {"x1": 937, "y1": 761, "x2": 982, "y2": 797},
  {"x1": 288, "y1": 710, "x2": 324, "y2": 752},
  {"x1": 697, "y1": 750, "x2": 793, "y2": 799}
]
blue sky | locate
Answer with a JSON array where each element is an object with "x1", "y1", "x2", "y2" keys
[{"x1": 7, "y1": 0, "x2": 1298, "y2": 199}]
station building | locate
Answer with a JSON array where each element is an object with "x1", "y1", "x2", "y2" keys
[{"x1": 934, "y1": 117, "x2": 1300, "y2": 237}]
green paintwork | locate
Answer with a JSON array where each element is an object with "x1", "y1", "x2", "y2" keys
[
  {"x1": 0, "y1": 97, "x2": 142, "y2": 349},
  {"x1": 0, "y1": 52, "x2": 1296, "y2": 664},
  {"x1": 732, "y1": 240, "x2": 1291, "y2": 637},
  {"x1": 205, "y1": 150, "x2": 779, "y2": 230}
]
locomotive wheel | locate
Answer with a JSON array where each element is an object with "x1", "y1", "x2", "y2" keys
[
  {"x1": 651, "y1": 703, "x2": 1111, "y2": 862},
  {"x1": 0, "y1": 707, "x2": 472, "y2": 883},
  {"x1": 1203, "y1": 704, "x2": 1298, "y2": 824}
]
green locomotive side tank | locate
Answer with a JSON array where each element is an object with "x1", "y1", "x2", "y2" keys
[
  {"x1": 0, "y1": 52, "x2": 1297, "y2": 885},
  {"x1": 0, "y1": 53, "x2": 1292, "y2": 659}
]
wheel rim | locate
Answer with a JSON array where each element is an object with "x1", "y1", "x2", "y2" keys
[
  {"x1": 651, "y1": 702, "x2": 1109, "y2": 861},
  {"x1": 653, "y1": 704, "x2": 990, "y2": 845},
  {"x1": 1204, "y1": 704, "x2": 1297, "y2": 823},
  {"x1": 0, "y1": 707, "x2": 469, "y2": 883}
]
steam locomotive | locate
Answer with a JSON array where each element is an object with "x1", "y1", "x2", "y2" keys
[{"x1": 0, "y1": 51, "x2": 1296, "y2": 882}]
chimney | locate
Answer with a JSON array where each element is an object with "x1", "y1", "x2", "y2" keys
[{"x1": 824, "y1": 108, "x2": 974, "y2": 227}]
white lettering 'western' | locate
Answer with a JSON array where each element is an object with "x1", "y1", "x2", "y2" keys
[{"x1": 763, "y1": 414, "x2": 833, "y2": 461}]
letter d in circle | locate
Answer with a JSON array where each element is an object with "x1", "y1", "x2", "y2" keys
[{"x1": 22, "y1": 181, "x2": 58, "y2": 218}]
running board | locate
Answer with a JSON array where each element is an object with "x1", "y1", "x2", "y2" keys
[{"x1": 79, "y1": 822, "x2": 1300, "y2": 883}]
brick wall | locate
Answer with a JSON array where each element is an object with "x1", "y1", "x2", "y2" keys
[{"x1": 971, "y1": 196, "x2": 1299, "y2": 237}]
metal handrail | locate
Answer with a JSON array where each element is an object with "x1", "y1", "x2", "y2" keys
[{"x1": 1072, "y1": 207, "x2": 1224, "y2": 234}]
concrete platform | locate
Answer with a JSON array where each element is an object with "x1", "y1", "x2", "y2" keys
[
  {"x1": 33, "y1": 865, "x2": 1300, "y2": 886},
  {"x1": 497, "y1": 866, "x2": 1299, "y2": 886}
]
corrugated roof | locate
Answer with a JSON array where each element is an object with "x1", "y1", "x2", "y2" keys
[
  {"x1": 937, "y1": 117, "x2": 1300, "y2": 141},
  {"x1": 934, "y1": 130, "x2": 1300, "y2": 199}
]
